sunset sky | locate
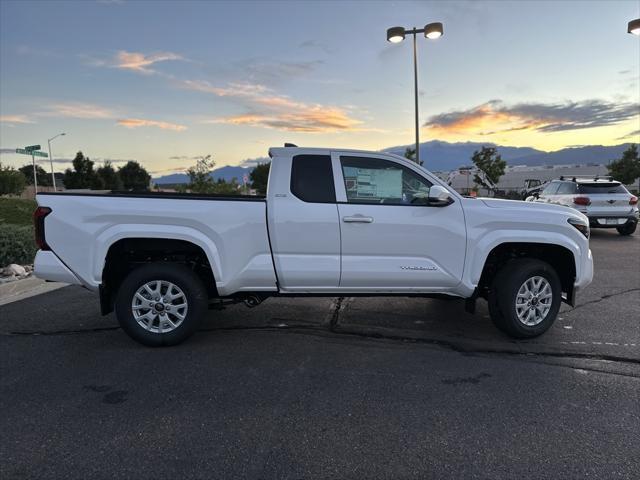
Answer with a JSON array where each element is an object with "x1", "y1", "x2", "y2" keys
[{"x1": 0, "y1": 0, "x2": 638, "y2": 175}]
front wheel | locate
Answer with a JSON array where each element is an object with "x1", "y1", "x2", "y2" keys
[
  {"x1": 488, "y1": 259, "x2": 562, "y2": 339},
  {"x1": 115, "y1": 263, "x2": 208, "y2": 346},
  {"x1": 616, "y1": 222, "x2": 636, "y2": 236}
]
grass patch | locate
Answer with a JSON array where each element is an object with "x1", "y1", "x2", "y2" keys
[{"x1": 0, "y1": 198, "x2": 37, "y2": 226}]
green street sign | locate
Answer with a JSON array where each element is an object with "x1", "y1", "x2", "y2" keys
[
  {"x1": 25, "y1": 144, "x2": 41, "y2": 152},
  {"x1": 15, "y1": 148, "x2": 48, "y2": 157}
]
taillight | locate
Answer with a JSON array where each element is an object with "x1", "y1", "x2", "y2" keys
[
  {"x1": 630, "y1": 196, "x2": 638, "y2": 206},
  {"x1": 573, "y1": 196, "x2": 591, "y2": 206},
  {"x1": 33, "y1": 206, "x2": 52, "y2": 250}
]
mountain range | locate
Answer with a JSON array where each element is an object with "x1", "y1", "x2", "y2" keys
[{"x1": 153, "y1": 141, "x2": 633, "y2": 184}]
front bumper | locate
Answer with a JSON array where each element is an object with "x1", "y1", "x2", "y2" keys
[
  {"x1": 569, "y1": 248, "x2": 593, "y2": 306},
  {"x1": 34, "y1": 250, "x2": 82, "y2": 285}
]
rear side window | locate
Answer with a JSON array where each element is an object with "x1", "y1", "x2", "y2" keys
[
  {"x1": 578, "y1": 183, "x2": 628, "y2": 194},
  {"x1": 290, "y1": 155, "x2": 336, "y2": 203},
  {"x1": 556, "y1": 182, "x2": 578, "y2": 194}
]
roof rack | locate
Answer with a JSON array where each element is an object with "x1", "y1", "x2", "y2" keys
[{"x1": 559, "y1": 175, "x2": 614, "y2": 182}]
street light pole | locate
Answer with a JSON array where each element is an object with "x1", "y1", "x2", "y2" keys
[
  {"x1": 47, "y1": 132, "x2": 66, "y2": 190},
  {"x1": 627, "y1": 19, "x2": 639, "y2": 191},
  {"x1": 412, "y1": 31, "x2": 420, "y2": 166},
  {"x1": 387, "y1": 22, "x2": 443, "y2": 167}
]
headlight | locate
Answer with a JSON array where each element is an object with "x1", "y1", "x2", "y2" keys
[{"x1": 568, "y1": 218, "x2": 589, "y2": 239}]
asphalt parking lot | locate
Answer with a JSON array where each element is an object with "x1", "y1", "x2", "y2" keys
[{"x1": 1, "y1": 229, "x2": 639, "y2": 479}]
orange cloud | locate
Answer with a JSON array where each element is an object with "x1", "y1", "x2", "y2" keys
[
  {"x1": 425, "y1": 99, "x2": 639, "y2": 137},
  {"x1": 43, "y1": 102, "x2": 115, "y2": 119},
  {"x1": 115, "y1": 50, "x2": 183, "y2": 74},
  {"x1": 185, "y1": 80, "x2": 364, "y2": 133},
  {"x1": 213, "y1": 108, "x2": 363, "y2": 133},
  {"x1": 0, "y1": 115, "x2": 34, "y2": 124},
  {"x1": 117, "y1": 118, "x2": 187, "y2": 131}
]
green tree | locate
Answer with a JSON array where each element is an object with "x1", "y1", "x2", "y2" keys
[
  {"x1": 186, "y1": 155, "x2": 216, "y2": 194},
  {"x1": 250, "y1": 162, "x2": 270, "y2": 195},
  {"x1": 0, "y1": 163, "x2": 27, "y2": 196},
  {"x1": 607, "y1": 144, "x2": 640, "y2": 186},
  {"x1": 471, "y1": 146, "x2": 506, "y2": 193},
  {"x1": 118, "y1": 161, "x2": 151, "y2": 191},
  {"x1": 18, "y1": 164, "x2": 52, "y2": 186},
  {"x1": 97, "y1": 161, "x2": 123, "y2": 191},
  {"x1": 404, "y1": 146, "x2": 417, "y2": 164},
  {"x1": 63, "y1": 152, "x2": 102, "y2": 189},
  {"x1": 212, "y1": 177, "x2": 240, "y2": 195}
]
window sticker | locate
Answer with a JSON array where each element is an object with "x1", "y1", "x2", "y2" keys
[{"x1": 343, "y1": 167, "x2": 402, "y2": 199}]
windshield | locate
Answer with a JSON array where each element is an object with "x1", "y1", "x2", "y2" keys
[{"x1": 578, "y1": 183, "x2": 628, "y2": 194}]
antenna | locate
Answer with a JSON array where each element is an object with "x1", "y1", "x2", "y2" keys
[{"x1": 284, "y1": 143, "x2": 298, "y2": 147}]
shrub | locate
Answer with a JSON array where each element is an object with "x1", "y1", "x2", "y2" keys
[
  {"x1": 0, "y1": 163, "x2": 27, "y2": 196},
  {"x1": 0, "y1": 224, "x2": 37, "y2": 266},
  {"x1": 0, "y1": 198, "x2": 37, "y2": 225}
]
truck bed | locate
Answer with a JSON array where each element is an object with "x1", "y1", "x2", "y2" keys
[{"x1": 36, "y1": 192, "x2": 278, "y2": 295}]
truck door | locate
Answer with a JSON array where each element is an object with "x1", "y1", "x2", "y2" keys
[
  {"x1": 267, "y1": 153, "x2": 341, "y2": 290},
  {"x1": 334, "y1": 152, "x2": 466, "y2": 290}
]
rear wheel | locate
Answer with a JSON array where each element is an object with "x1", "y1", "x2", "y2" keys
[
  {"x1": 488, "y1": 259, "x2": 562, "y2": 339},
  {"x1": 616, "y1": 222, "x2": 636, "y2": 236},
  {"x1": 115, "y1": 263, "x2": 208, "y2": 346}
]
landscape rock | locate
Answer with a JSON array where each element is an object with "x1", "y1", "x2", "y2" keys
[{"x1": 4, "y1": 264, "x2": 27, "y2": 277}]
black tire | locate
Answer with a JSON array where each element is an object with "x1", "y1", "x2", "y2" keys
[
  {"x1": 616, "y1": 222, "x2": 636, "y2": 236},
  {"x1": 115, "y1": 263, "x2": 208, "y2": 346},
  {"x1": 488, "y1": 258, "x2": 562, "y2": 339}
]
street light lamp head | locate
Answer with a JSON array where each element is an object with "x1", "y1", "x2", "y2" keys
[
  {"x1": 628, "y1": 18, "x2": 640, "y2": 35},
  {"x1": 424, "y1": 22, "x2": 443, "y2": 39},
  {"x1": 61, "y1": 133, "x2": 66, "y2": 136},
  {"x1": 387, "y1": 26, "x2": 406, "y2": 43}
]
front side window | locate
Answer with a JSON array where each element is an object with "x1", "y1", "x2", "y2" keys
[{"x1": 340, "y1": 156, "x2": 432, "y2": 205}]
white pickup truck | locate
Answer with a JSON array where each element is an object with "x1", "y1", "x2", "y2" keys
[{"x1": 34, "y1": 146, "x2": 593, "y2": 346}]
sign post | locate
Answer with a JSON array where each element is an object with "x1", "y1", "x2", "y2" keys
[{"x1": 16, "y1": 146, "x2": 48, "y2": 194}]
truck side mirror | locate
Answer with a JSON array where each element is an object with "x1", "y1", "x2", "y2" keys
[{"x1": 428, "y1": 185, "x2": 453, "y2": 206}]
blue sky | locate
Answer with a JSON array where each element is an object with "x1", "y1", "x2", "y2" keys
[{"x1": 1, "y1": 0, "x2": 638, "y2": 175}]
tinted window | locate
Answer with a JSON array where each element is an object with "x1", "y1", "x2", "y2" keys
[
  {"x1": 541, "y1": 182, "x2": 560, "y2": 195},
  {"x1": 290, "y1": 155, "x2": 336, "y2": 203},
  {"x1": 556, "y1": 182, "x2": 578, "y2": 194},
  {"x1": 578, "y1": 183, "x2": 628, "y2": 194},
  {"x1": 340, "y1": 156, "x2": 432, "y2": 205}
]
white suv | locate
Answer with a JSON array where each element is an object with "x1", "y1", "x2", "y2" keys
[{"x1": 534, "y1": 176, "x2": 639, "y2": 235}]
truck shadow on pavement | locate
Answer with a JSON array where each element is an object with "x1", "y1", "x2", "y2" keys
[{"x1": 3, "y1": 282, "x2": 636, "y2": 365}]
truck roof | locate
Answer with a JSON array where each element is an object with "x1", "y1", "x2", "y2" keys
[{"x1": 269, "y1": 146, "x2": 403, "y2": 160}]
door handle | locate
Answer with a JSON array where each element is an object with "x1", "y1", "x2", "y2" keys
[{"x1": 342, "y1": 215, "x2": 374, "y2": 223}]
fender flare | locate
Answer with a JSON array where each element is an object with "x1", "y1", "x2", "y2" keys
[
  {"x1": 466, "y1": 230, "x2": 581, "y2": 287},
  {"x1": 92, "y1": 224, "x2": 223, "y2": 286}
]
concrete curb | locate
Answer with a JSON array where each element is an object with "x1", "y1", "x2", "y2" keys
[{"x1": 0, "y1": 277, "x2": 66, "y2": 306}]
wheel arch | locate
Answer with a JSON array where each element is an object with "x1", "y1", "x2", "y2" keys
[
  {"x1": 99, "y1": 236, "x2": 218, "y2": 315},
  {"x1": 476, "y1": 242, "x2": 577, "y2": 304}
]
